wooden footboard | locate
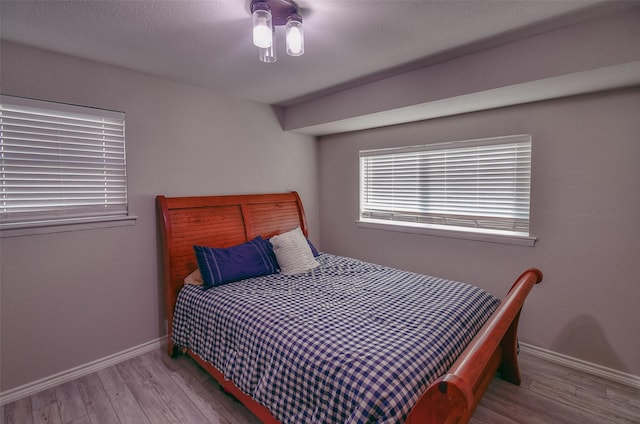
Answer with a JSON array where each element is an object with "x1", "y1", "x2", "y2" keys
[
  {"x1": 157, "y1": 192, "x2": 542, "y2": 424},
  {"x1": 406, "y1": 268, "x2": 543, "y2": 424}
]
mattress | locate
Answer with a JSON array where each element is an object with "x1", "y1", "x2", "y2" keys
[{"x1": 172, "y1": 253, "x2": 500, "y2": 424}]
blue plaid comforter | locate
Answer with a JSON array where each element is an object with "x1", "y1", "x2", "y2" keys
[{"x1": 173, "y1": 254, "x2": 500, "y2": 424}]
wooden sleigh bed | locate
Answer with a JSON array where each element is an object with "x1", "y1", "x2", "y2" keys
[{"x1": 157, "y1": 191, "x2": 542, "y2": 424}]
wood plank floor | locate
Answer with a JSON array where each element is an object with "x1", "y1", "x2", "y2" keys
[{"x1": 3, "y1": 348, "x2": 639, "y2": 424}]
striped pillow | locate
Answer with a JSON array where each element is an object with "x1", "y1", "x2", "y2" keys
[
  {"x1": 270, "y1": 227, "x2": 320, "y2": 275},
  {"x1": 194, "y1": 236, "x2": 279, "y2": 288}
]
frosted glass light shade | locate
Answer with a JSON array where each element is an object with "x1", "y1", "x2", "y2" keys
[
  {"x1": 285, "y1": 16, "x2": 304, "y2": 56},
  {"x1": 252, "y1": 8, "x2": 273, "y2": 48},
  {"x1": 259, "y1": 28, "x2": 277, "y2": 63}
]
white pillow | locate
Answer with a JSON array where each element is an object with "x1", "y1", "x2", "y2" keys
[
  {"x1": 184, "y1": 269, "x2": 204, "y2": 285},
  {"x1": 270, "y1": 227, "x2": 320, "y2": 275}
]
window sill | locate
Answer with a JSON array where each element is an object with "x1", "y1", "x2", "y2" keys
[
  {"x1": 356, "y1": 219, "x2": 537, "y2": 247},
  {"x1": 0, "y1": 215, "x2": 138, "y2": 238}
]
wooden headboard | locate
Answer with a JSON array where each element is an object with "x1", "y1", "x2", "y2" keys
[{"x1": 156, "y1": 191, "x2": 308, "y2": 355}]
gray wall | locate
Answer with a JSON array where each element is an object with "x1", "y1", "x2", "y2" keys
[
  {"x1": 0, "y1": 41, "x2": 319, "y2": 392},
  {"x1": 318, "y1": 87, "x2": 640, "y2": 377}
]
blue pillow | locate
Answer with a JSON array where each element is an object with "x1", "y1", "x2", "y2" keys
[
  {"x1": 194, "y1": 236, "x2": 279, "y2": 288},
  {"x1": 307, "y1": 239, "x2": 320, "y2": 257}
]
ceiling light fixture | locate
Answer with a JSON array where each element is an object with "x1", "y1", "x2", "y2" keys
[{"x1": 251, "y1": 0, "x2": 304, "y2": 63}]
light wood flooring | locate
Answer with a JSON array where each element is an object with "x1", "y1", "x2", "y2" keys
[{"x1": 3, "y1": 348, "x2": 639, "y2": 424}]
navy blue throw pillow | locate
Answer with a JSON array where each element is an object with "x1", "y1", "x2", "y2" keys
[
  {"x1": 194, "y1": 236, "x2": 278, "y2": 289},
  {"x1": 307, "y1": 239, "x2": 320, "y2": 257}
]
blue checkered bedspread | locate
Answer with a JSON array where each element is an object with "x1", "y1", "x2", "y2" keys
[{"x1": 173, "y1": 254, "x2": 500, "y2": 424}]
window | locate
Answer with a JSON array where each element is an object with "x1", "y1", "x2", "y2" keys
[
  {"x1": 0, "y1": 95, "x2": 134, "y2": 235},
  {"x1": 359, "y1": 134, "x2": 535, "y2": 245}
]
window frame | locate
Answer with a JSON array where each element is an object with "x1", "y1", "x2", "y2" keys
[
  {"x1": 357, "y1": 134, "x2": 536, "y2": 246},
  {"x1": 0, "y1": 95, "x2": 136, "y2": 237}
]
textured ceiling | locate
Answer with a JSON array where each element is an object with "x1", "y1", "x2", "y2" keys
[{"x1": 0, "y1": 0, "x2": 609, "y2": 106}]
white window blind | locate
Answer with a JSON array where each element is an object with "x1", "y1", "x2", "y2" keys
[
  {"x1": 0, "y1": 95, "x2": 128, "y2": 229},
  {"x1": 360, "y1": 135, "x2": 532, "y2": 236}
]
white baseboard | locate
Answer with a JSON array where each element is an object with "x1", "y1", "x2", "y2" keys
[
  {"x1": 519, "y1": 342, "x2": 640, "y2": 389},
  {"x1": 2, "y1": 338, "x2": 637, "y2": 406},
  {"x1": 0, "y1": 337, "x2": 167, "y2": 406}
]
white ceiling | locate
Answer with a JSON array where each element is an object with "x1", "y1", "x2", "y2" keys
[{"x1": 0, "y1": 0, "x2": 611, "y2": 106}]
